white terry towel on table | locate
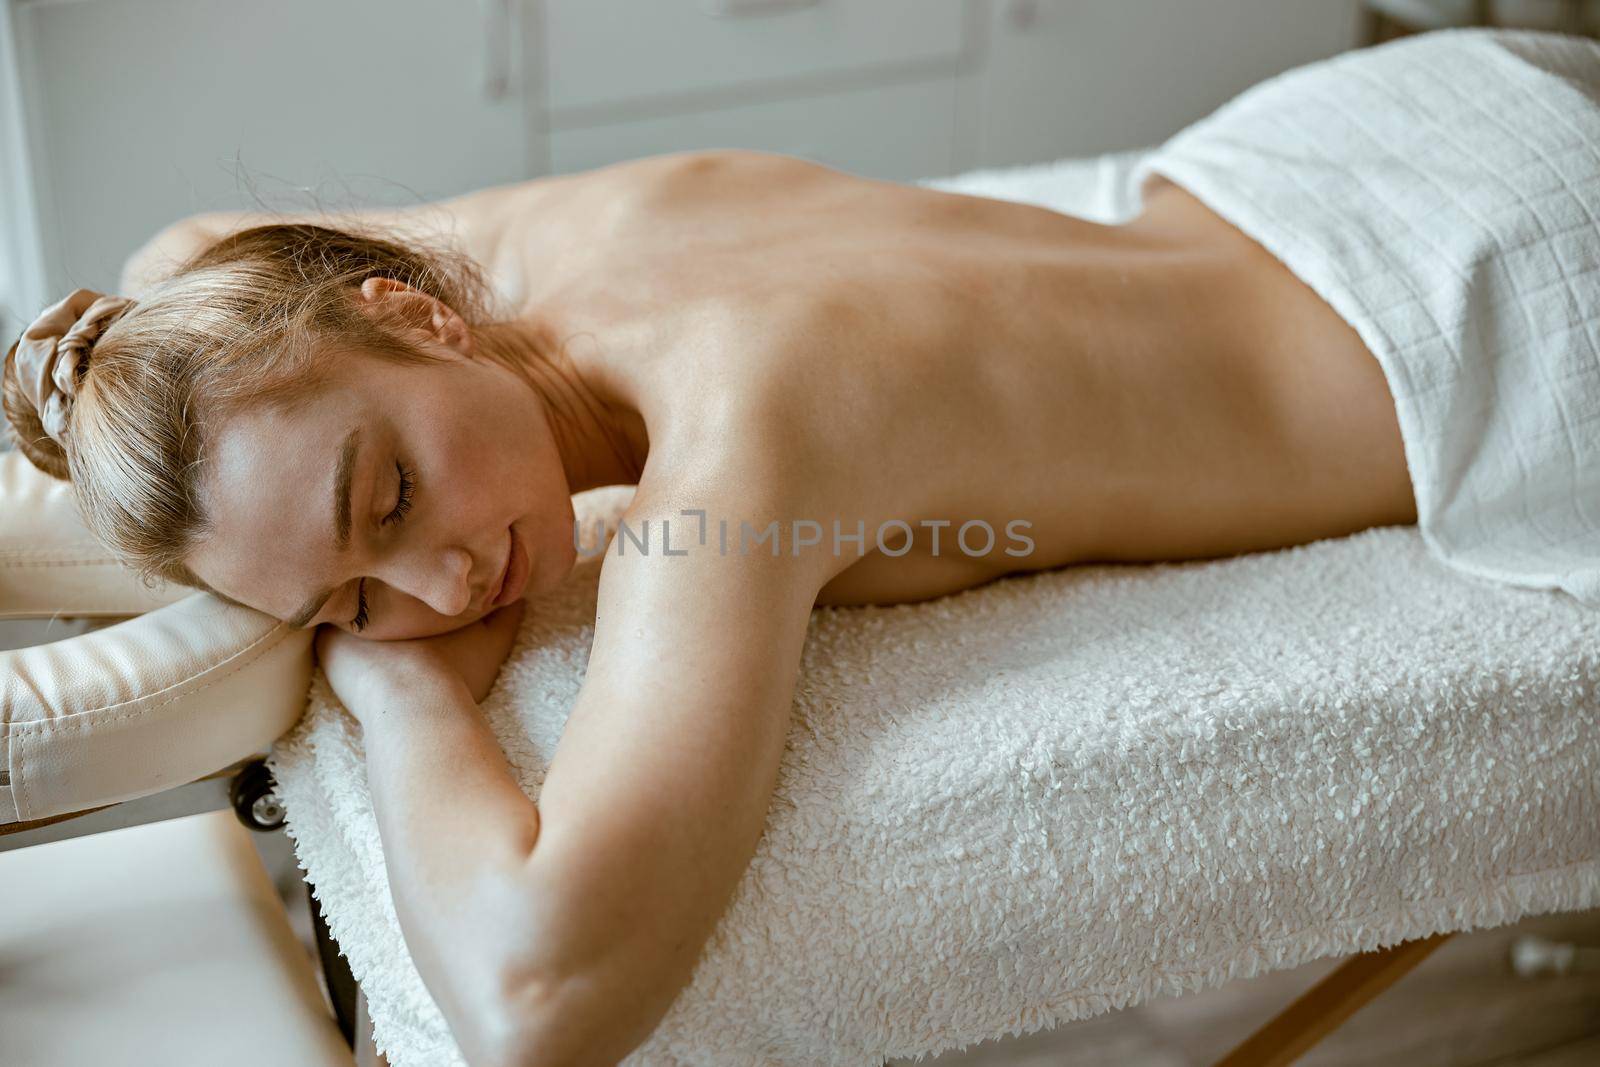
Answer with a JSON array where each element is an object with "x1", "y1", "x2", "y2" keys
[
  {"x1": 268, "y1": 30, "x2": 1600, "y2": 1067},
  {"x1": 269, "y1": 501, "x2": 1600, "y2": 1067}
]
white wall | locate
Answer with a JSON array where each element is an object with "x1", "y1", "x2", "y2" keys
[
  {"x1": 972, "y1": 0, "x2": 1361, "y2": 166},
  {"x1": 0, "y1": 0, "x2": 1364, "y2": 309},
  {"x1": 0, "y1": 2, "x2": 46, "y2": 344}
]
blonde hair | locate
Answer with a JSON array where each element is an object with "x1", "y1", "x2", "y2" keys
[{"x1": 2, "y1": 222, "x2": 531, "y2": 598}]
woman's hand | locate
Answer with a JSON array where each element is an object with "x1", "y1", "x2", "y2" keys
[{"x1": 314, "y1": 599, "x2": 527, "y2": 724}]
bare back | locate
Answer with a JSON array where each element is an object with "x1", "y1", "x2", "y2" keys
[
  {"x1": 455, "y1": 150, "x2": 1414, "y2": 604},
  {"x1": 138, "y1": 149, "x2": 1416, "y2": 607}
]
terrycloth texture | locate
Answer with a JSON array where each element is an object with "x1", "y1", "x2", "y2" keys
[
  {"x1": 1128, "y1": 27, "x2": 1600, "y2": 607},
  {"x1": 270, "y1": 482, "x2": 1600, "y2": 1067}
]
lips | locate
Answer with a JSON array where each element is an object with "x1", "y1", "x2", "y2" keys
[{"x1": 489, "y1": 525, "x2": 530, "y2": 610}]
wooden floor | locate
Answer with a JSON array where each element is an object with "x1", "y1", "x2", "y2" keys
[
  {"x1": 249, "y1": 830, "x2": 1599, "y2": 1067},
  {"x1": 888, "y1": 910, "x2": 1600, "y2": 1067}
]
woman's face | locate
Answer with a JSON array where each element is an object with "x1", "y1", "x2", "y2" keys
[{"x1": 186, "y1": 321, "x2": 578, "y2": 641}]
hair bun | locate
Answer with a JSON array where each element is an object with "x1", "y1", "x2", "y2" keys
[
  {"x1": 2, "y1": 290, "x2": 136, "y2": 480},
  {"x1": 4, "y1": 335, "x2": 70, "y2": 479}
]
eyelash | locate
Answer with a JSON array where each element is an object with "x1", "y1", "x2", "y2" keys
[
  {"x1": 386, "y1": 463, "x2": 417, "y2": 526},
  {"x1": 351, "y1": 462, "x2": 416, "y2": 632}
]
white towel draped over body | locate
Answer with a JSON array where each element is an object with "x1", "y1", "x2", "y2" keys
[
  {"x1": 268, "y1": 29, "x2": 1600, "y2": 1067},
  {"x1": 1130, "y1": 27, "x2": 1600, "y2": 606}
]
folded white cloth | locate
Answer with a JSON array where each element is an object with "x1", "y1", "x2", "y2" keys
[
  {"x1": 271, "y1": 480, "x2": 1600, "y2": 1066},
  {"x1": 1129, "y1": 27, "x2": 1600, "y2": 606}
]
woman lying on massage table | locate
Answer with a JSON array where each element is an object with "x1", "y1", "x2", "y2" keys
[{"x1": 3, "y1": 138, "x2": 1420, "y2": 1067}]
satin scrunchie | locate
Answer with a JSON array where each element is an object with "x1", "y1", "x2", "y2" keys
[{"x1": 10, "y1": 288, "x2": 136, "y2": 448}]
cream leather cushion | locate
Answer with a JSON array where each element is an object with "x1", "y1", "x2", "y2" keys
[
  {"x1": 0, "y1": 809, "x2": 354, "y2": 1066},
  {"x1": 1, "y1": 452, "x2": 314, "y2": 823},
  {"x1": 0, "y1": 449, "x2": 189, "y2": 618}
]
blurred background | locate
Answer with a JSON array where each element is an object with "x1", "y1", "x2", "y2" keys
[
  {"x1": 6, "y1": 0, "x2": 1600, "y2": 340},
  {"x1": 0, "y1": 0, "x2": 1433, "y2": 342}
]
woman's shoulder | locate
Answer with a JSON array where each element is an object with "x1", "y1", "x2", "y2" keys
[
  {"x1": 605, "y1": 147, "x2": 835, "y2": 184},
  {"x1": 581, "y1": 148, "x2": 851, "y2": 222}
]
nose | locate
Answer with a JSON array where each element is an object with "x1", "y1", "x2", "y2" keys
[{"x1": 384, "y1": 542, "x2": 474, "y2": 619}]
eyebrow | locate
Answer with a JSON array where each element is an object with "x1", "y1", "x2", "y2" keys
[{"x1": 286, "y1": 426, "x2": 362, "y2": 630}]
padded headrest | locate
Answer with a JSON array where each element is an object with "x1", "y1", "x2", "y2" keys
[
  {"x1": 1, "y1": 451, "x2": 313, "y2": 824},
  {"x1": 1, "y1": 600, "x2": 313, "y2": 823},
  {"x1": 1, "y1": 452, "x2": 191, "y2": 618}
]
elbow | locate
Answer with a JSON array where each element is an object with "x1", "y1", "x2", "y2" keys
[
  {"x1": 473, "y1": 978, "x2": 567, "y2": 1067},
  {"x1": 467, "y1": 977, "x2": 586, "y2": 1067},
  {"x1": 118, "y1": 213, "x2": 228, "y2": 295},
  {"x1": 475, "y1": 971, "x2": 665, "y2": 1067},
  {"x1": 456, "y1": 980, "x2": 551, "y2": 1067},
  {"x1": 464, "y1": 844, "x2": 686, "y2": 1067}
]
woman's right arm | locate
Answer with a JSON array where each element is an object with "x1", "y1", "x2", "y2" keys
[
  {"x1": 116, "y1": 176, "x2": 550, "y2": 298},
  {"x1": 119, "y1": 211, "x2": 242, "y2": 296},
  {"x1": 117, "y1": 203, "x2": 423, "y2": 297}
]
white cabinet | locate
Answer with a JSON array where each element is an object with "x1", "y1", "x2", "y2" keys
[
  {"x1": 973, "y1": 0, "x2": 1362, "y2": 166},
  {"x1": 548, "y1": 76, "x2": 962, "y2": 182},
  {"x1": 541, "y1": 0, "x2": 967, "y2": 117},
  {"x1": 0, "y1": 0, "x2": 1363, "y2": 304},
  {"x1": 9, "y1": 0, "x2": 527, "y2": 297}
]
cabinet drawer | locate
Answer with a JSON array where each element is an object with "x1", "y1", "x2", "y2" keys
[
  {"x1": 546, "y1": 76, "x2": 959, "y2": 181},
  {"x1": 542, "y1": 0, "x2": 967, "y2": 116},
  {"x1": 14, "y1": 0, "x2": 527, "y2": 296}
]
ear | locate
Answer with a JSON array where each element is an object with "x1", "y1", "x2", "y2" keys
[{"x1": 355, "y1": 276, "x2": 474, "y2": 359}]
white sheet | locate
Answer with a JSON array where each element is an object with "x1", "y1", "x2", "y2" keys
[{"x1": 1128, "y1": 27, "x2": 1600, "y2": 607}]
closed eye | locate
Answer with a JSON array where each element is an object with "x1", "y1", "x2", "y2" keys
[
  {"x1": 384, "y1": 462, "x2": 416, "y2": 526},
  {"x1": 351, "y1": 461, "x2": 417, "y2": 632}
]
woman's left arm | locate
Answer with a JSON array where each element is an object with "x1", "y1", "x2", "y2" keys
[
  {"x1": 315, "y1": 601, "x2": 552, "y2": 1067},
  {"x1": 495, "y1": 488, "x2": 828, "y2": 1067},
  {"x1": 323, "y1": 483, "x2": 830, "y2": 1067}
]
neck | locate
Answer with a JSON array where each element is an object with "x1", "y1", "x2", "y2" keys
[{"x1": 475, "y1": 320, "x2": 648, "y2": 493}]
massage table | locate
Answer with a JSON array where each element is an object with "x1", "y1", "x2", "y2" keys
[{"x1": 3, "y1": 148, "x2": 1597, "y2": 1067}]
